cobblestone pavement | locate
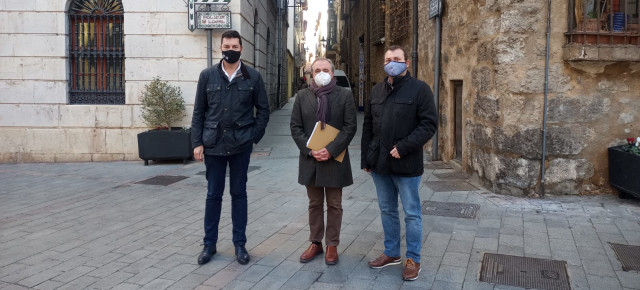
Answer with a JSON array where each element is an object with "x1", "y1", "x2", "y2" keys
[{"x1": 1, "y1": 99, "x2": 640, "y2": 290}]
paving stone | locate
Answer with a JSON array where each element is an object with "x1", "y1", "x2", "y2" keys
[
  {"x1": 90, "y1": 271, "x2": 135, "y2": 289},
  {"x1": 33, "y1": 280, "x2": 64, "y2": 290},
  {"x1": 166, "y1": 273, "x2": 209, "y2": 290},
  {"x1": 250, "y1": 275, "x2": 289, "y2": 290},
  {"x1": 435, "y1": 265, "x2": 466, "y2": 284},
  {"x1": 473, "y1": 238, "x2": 498, "y2": 251},
  {"x1": 583, "y1": 259, "x2": 617, "y2": 277},
  {"x1": 126, "y1": 267, "x2": 168, "y2": 285},
  {"x1": 586, "y1": 275, "x2": 623, "y2": 290},
  {"x1": 616, "y1": 270, "x2": 640, "y2": 289},
  {"x1": 139, "y1": 278, "x2": 175, "y2": 290},
  {"x1": 281, "y1": 270, "x2": 322, "y2": 289},
  {"x1": 57, "y1": 276, "x2": 99, "y2": 290},
  {"x1": 221, "y1": 279, "x2": 255, "y2": 290},
  {"x1": 110, "y1": 282, "x2": 143, "y2": 290},
  {"x1": 441, "y1": 252, "x2": 470, "y2": 268},
  {"x1": 268, "y1": 260, "x2": 304, "y2": 278},
  {"x1": 446, "y1": 239, "x2": 473, "y2": 254},
  {"x1": 234, "y1": 264, "x2": 273, "y2": 283},
  {"x1": 430, "y1": 279, "x2": 463, "y2": 290}
]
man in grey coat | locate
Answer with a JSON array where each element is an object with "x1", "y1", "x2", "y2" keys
[{"x1": 290, "y1": 58, "x2": 357, "y2": 265}]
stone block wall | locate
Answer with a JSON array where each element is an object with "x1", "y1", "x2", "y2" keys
[
  {"x1": 0, "y1": 0, "x2": 280, "y2": 163},
  {"x1": 420, "y1": 0, "x2": 640, "y2": 195}
]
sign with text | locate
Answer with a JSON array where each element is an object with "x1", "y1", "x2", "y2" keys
[
  {"x1": 196, "y1": 11, "x2": 231, "y2": 29},
  {"x1": 188, "y1": 0, "x2": 232, "y2": 31},
  {"x1": 429, "y1": 0, "x2": 442, "y2": 19}
]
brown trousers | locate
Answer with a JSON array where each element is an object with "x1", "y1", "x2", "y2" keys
[{"x1": 306, "y1": 186, "x2": 343, "y2": 246}]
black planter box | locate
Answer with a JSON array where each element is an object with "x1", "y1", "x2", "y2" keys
[
  {"x1": 137, "y1": 130, "x2": 192, "y2": 166},
  {"x1": 608, "y1": 145, "x2": 640, "y2": 199}
]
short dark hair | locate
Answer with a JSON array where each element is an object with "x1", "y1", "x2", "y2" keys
[
  {"x1": 221, "y1": 30, "x2": 242, "y2": 46},
  {"x1": 387, "y1": 45, "x2": 408, "y2": 61}
]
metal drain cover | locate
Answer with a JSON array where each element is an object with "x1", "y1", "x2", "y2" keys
[
  {"x1": 421, "y1": 201, "x2": 479, "y2": 219},
  {"x1": 610, "y1": 243, "x2": 640, "y2": 271},
  {"x1": 480, "y1": 253, "x2": 570, "y2": 290},
  {"x1": 136, "y1": 175, "x2": 188, "y2": 186}
]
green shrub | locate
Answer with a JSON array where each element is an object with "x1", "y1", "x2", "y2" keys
[{"x1": 140, "y1": 77, "x2": 185, "y2": 129}]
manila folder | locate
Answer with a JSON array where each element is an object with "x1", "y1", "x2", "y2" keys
[{"x1": 306, "y1": 121, "x2": 346, "y2": 162}]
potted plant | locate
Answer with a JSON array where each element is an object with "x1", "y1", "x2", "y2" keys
[
  {"x1": 137, "y1": 77, "x2": 192, "y2": 166},
  {"x1": 608, "y1": 137, "x2": 640, "y2": 199}
]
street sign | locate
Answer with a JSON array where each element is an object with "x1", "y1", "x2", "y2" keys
[
  {"x1": 429, "y1": 0, "x2": 442, "y2": 19},
  {"x1": 188, "y1": 0, "x2": 232, "y2": 31},
  {"x1": 197, "y1": 11, "x2": 231, "y2": 29}
]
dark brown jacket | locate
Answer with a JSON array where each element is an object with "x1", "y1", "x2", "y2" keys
[{"x1": 290, "y1": 86, "x2": 357, "y2": 187}]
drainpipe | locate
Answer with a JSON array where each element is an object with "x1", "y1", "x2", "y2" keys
[
  {"x1": 432, "y1": 5, "x2": 441, "y2": 161},
  {"x1": 540, "y1": 0, "x2": 552, "y2": 198},
  {"x1": 207, "y1": 30, "x2": 212, "y2": 67},
  {"x1": 276, "y1": 0, "x2": 283, "y2": 109},
  {"x1": 411, "y1": 0, "x2": 418, "y2": 76}
]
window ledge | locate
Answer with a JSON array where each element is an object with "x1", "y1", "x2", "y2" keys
[{"x1": 563, "y1": 44, "x2": 640, "y2": 62}]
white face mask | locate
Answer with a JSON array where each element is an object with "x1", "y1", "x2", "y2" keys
[{"x1": 314, "y1": 72, "x2": 332, "y2": 87}]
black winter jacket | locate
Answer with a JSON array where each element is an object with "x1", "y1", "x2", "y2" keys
[
  {"x1": 191, "y1": 61, "x2": 270, "y2": 156},
  {"x1": 361, "y1": 73, "x2": 438, "y2": 176}
]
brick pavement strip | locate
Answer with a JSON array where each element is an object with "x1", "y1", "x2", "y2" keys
[{"x1": 2, "y1": 103, "x2": 640, "y2": 289}]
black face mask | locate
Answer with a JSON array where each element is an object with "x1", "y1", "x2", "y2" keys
[{"x1": 222, "y1": 50, "x2": 241, "y2": 64}]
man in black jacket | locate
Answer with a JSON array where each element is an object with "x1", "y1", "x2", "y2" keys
[
  {"x1": 191, "y1": 30, "x2": 269, "y2": 266},
  {"x1": 361, "y1": 45, "x2": 437, "y2": 281}
]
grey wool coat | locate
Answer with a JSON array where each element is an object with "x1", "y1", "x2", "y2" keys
[{"x1": 290, "y1": 86, "x2": 357, "y2": 188}]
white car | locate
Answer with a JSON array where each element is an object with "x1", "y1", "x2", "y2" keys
[{"x1": 333, "y1": 70, "x2": 351, "y2": 91}]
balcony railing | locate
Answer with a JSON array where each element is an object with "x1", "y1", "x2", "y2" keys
[{"x1": 566, "y1": 0, "x2": 639, "y2": 45}]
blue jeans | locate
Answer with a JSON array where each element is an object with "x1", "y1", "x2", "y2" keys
[
  {"x1": 203, "y1": 147, "x2": 252, "y2": 247},
  {"x1": 371, "y1": 172, "x2": 422, "y2": 263}
]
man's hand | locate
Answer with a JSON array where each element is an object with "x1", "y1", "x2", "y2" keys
[
  {"x1": 194, "y1": 145, "x2": 204, "y2": 162},
  {"x1": 390, "y1": 146, "x2": 401, "y2": 159},
  {"x1": 311, "y1": 148, "x2": 332, "y2": 162}
]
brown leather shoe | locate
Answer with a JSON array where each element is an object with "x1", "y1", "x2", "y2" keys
[
  {"x1": 325, "y1": 246, "x2": 338, "y2": 265},
  {"x1": 299, "y1": 243, "x2": 323, "y2": 263},
  {"x1": 368, "y1": 253, "x2": 402, "y2": 268},
  {"x1": 402, "y1": 258, "x2": 421, "y2": 281}
]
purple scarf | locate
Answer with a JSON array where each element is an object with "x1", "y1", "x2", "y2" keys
[{"x1": 310, "y1": 78, "x2": 336, "y2": 129}]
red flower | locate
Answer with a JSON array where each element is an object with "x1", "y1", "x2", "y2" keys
[
  {"x1": 627, "y1": 138, "x2": 635, "y2": 145},
  {"x1": 157, "y1": 126, "x2": 162, "y2": 130}
]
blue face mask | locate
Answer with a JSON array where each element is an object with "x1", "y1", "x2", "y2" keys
[{"x1": 384, "y1": 61, "x2": 407, "y2": 77}]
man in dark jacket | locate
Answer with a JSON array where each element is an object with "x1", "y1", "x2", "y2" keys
[
  {"x1": 290, "y1": 58, "x2": 357, "y2": 265},
  {"x1": 191, "y1": 30, "x2": 269, "y2": 266},
  {"x1": 361, "y1": 45, "x2": 437, "y2": 281}
]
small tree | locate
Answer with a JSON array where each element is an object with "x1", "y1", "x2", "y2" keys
[{"x1": 140, "y1": 77, "x2": 185, "y2": 129}]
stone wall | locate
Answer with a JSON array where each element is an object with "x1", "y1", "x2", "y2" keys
[
  {"x1": 0, "y1": 0, "x2": 281, "y2": 163},
  {"x1": 421, "y1": 0, "x2": 640, "y2": 195}
]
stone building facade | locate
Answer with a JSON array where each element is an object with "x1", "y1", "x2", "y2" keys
[
  {"x1": 0, "y1": 0, "x2": 288, "y2": 163},
  {"x1": 340, "y1": 0, "x2": 640, "y2": 195}
]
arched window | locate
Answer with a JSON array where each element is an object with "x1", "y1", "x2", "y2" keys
[{"x1": 68, "y1": 0, "x2": 125, "y2": 104}]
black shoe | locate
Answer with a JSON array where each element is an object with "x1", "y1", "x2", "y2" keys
[
  {"x1": 197, "y1": 245, "x2": 216, "y2": 265},
  {"x1": 235, "y1": 245, "x2": 250, "y2": 265}
]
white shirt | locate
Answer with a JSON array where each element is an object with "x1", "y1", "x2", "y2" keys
[{"x1": 223, "y1": 61, "x2": 242, "y2": 82}]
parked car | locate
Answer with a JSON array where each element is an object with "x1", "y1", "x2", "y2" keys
[{"x1": 333, "y1": 70, "x2": 351, "y2": 91}]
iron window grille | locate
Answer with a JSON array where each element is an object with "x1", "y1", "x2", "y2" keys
[
  {"x1": 390, "y1": 0, "x2": 410, "y2": 43},
  {"x1": 566, "y1": 0, "x2": 639, "y2": 45},
  {"x1": 371, "y1": 0, "x2": 386, "y2": 45},
  {"x1": 68, "y1": 0, "x2": 125, "y2": 104}
]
